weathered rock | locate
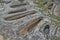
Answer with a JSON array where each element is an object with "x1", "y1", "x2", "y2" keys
[
  {"x1": 0, "y1": 0, "x2": 59, "y2": 40},
  {"x1": 54, "y1": 5, "x2": 60, "y2": 17}
]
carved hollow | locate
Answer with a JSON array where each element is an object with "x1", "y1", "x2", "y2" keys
[
  {"x1": 5, "y1": 10, "x2": 37, "y2": 21},
  {"x1": 8, "y1": 8, "x2": 27, "y2": 14},
  {"x1": 18, "y1": 17, "x2": 43, "y2": 35},
  {"x1": 10, "y1": 3, "x2": 27, "y2": 8}
]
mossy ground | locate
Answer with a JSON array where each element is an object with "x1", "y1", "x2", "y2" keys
[{"x1": 34, "y1": 0, "x2": 60, "y2": 26}]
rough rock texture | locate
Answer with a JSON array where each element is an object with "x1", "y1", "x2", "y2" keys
[
  {"x1": 0, "y1": 0, "x2": 60, "y2": 40},
  {"x1": 54, "y1": 5, "x2": 60, "y2": 17}
]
